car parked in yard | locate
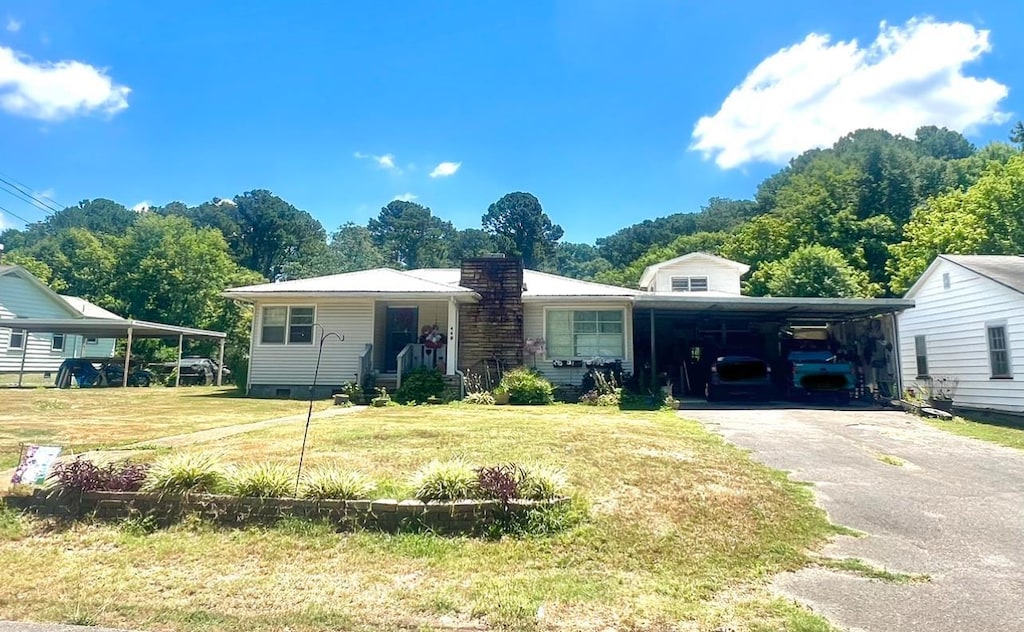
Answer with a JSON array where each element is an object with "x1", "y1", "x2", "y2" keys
[
  {"x1": 786, "y1": 350, "x2": 856, "y2": 402},
  {"x1": 705, "y1": 355, "x2": 772, "y2": 402},
  {"x1": 147, "y1": 357, "x2": 231, "y2": 386}
]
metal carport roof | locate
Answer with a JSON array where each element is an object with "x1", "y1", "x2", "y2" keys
[
  {"x1": 1, "y1": 318, "x2": 226, "y2": 340},
  {"x1": 634, "y1": 294, "x2": 914, "y2": 320}
]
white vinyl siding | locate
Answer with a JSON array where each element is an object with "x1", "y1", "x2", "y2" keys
[
  {"x1": 249, "y1": 299, "x2": 374, "y2": 387},
  {"x1": 9, "y1": 329, "x2": 25, "y2": 350},
  {"x1": 0, "y1": 272, "x2": 116, "y2": 373},
  {"x1": 522, "y1": 301, "x2": 633, "y2": 386},
  {"x1": 899, "y1": 259, "x2": 1024, "y2": 415},
  {"x1": 650, "y1": 255, "x2": 744, "y2": 294}
]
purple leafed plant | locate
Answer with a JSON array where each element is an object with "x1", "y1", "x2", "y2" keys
[
  {"x1": 476, "y1": 464, "x2": 522, "y2": 504},
  {"x1": 52, "y1": 458, "x2": 150, "y2": 493}
]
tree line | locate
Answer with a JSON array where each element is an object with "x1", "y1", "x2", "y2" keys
[{"x1": 2, "y1": 124, "x2": 1023, "y2": 364}]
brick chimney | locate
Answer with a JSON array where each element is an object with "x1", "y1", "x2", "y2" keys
[{"x1": 458, "y1": 256, "x2": 524, "y2": 378}]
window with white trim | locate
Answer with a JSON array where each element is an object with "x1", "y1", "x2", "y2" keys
[
  {"x1": 86, "y1": 337, "x2": 98, "y2": 344},
  {"x1": 914, "y1": 335, "x2": 928, "y2": 377},
  {"x1": 52, "y1": 333, "x2": 65, "y2": 352},
  {"x1": 8, "y1": 329, "x2": 25, "y2": 350},
  {"x1": 546, "y1": 309, "x2": 624, "y2": 359},
  {"x1": 261, "y1": 306, "x2": 315, "y2": 344},
  {"x1": 670, "y1": 276, "x2": 709, "y2": 292},
  {"x1": 987, "y1": 325, "x2": 1011, "y2": 378}
]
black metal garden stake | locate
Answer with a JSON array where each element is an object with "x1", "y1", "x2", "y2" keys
[{"x1": 295, "y1": 325, "x2": 344, "y2": 496}]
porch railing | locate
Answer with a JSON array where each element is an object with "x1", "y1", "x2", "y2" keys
[
  {"x1": 396, "y1": 343, "x2": 445, "y2": 390},
  {"x1": 357, "y1": 343, "x2": 372, "y2": 389}
]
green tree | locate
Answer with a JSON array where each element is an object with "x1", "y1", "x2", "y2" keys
[
  {"x1": 368, "y1": 200, "x2": 454, "y2": 269},
  {"x1": 549, "y1": 242, "x2": 612, "y2": 280},
  {"x1": 22, "y1": 228, "x2": 121, "y2": 309},
  {"x1": 1009, "y1": 121, "x2": 1024, "y2": 148},
  {"x1": 1, "y1": 252, "x2": 65, "y2": 291},
  {"x1": 889, "y1": 154, "x2": 1024, "y2": 293},
  {"x1": 449, "y1": 229, "x2": 497, "y2": 263},
  {"x1": 595, "y1": 231, "x2": 728, "y2": 288},
  {"x1": 482, "y1": 192, "x2": 563, "y2": 269},
  {"x1": 749, "y1": 246, "x2": 878, "y2": 298},
  {"x1": 282, "y1": 222, "x2": 385, "y2": 278}
]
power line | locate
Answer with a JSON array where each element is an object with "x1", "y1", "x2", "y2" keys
[
  {"x1": 0, "y1": 172, "x2": 66, "y2": 212},
  {"x1": 0, "y1": 176, "x2": 63, "y2": 215},
  {"x1": 0, "y1": 183, "x2": 51, "y2": 221},
  {"x1": 0, "y1": 202, "x2": 36, "y2": 226}
]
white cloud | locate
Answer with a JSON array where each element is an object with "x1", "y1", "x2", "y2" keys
[
  {"x1": 391, "y1": 192, "x2": 418, "y2": 202},
  {"x1": 132, "y1": 201, "x2": 152, "y2": 213},
  {"x1": 354, "y1": 151, "x2": 400, "y2": 171},
  {"x1": 0, "y1": 210, "x2": 8, "y2": 230},
  {"x1": 0, "y1": 45, "x2": 131, "y2": 121},
  {"x1": 214, "y1": 197, "x2": 236, "y2": 206},
  {"x1": 691, "y1": 18, "x2": 1009, "y2": 169},
  {"x1": 6, "y1": 18, "x2": 21, "y2": 33},
  {"x1": 429, "y1": 161, "x2": 461, "y2": 178}
]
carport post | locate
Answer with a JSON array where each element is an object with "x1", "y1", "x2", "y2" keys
[
  {"x1": 649, "y1": 309, "x2": 656, "y2": 388},
  {"x1": 175, "y1": 334, "x2": 184, "y2": 387},
  {"x1": 123, "y1": 326, "x2": 134, "y2": 387},
  {"x1": 216, "y1": 338, "x2": 225, "y2": 386},
  {"x1": 17, "y1": 337, "x2": 27, "y2": 387}
]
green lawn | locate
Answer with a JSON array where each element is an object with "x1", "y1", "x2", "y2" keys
[
  {"x1": 925, "y1": 415, "x2": 1024, "y2": 451},
  {"x1": 0, "y1": 387, "x2": 327, "y2": 471},
  {"x1": 0, "y1": 404, "x2": 840, "y2": 631}
]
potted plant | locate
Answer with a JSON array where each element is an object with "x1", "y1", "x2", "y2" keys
[
  {"x1": 426, "y1": 395, "x2": 443, "y2": 405},
  {"x1": 924, "y1": 376, "x2": 957, "y2": 413},
  {"x1": 372, "y1": 386, "x2": 391, "y2": 407},
  {"x1": 492, "y1": 386, "x2": 510, "y2": 405},
  {"x1": 663, "y1": 383, "x2": 681, "y2": 410}
]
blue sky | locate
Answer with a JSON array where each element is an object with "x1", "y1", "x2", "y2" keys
[{"x1": 0, "y1": 0, "x2": 1021, "y2": 244}]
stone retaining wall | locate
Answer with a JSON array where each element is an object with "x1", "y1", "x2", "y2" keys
[{"x1": 5, "y1": 490, "x2": 569, "y2": 534}]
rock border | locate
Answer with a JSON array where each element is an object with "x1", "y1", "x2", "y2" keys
[{"x1": 4, "y1": 490, "x2": 570, "y2": 534}]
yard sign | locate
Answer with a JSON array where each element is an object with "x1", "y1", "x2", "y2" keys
[{"x1": 10, "y1": 445, "x2": 62, "y2": 486}]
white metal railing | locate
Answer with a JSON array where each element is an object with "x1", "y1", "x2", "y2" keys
[{"x1": 358, "y1": 343, "x2": 373, "y2": 389}]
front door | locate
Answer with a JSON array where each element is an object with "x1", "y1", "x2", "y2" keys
[{"x1": 384, "y1": 307, "x2": 419, "y2": 372}]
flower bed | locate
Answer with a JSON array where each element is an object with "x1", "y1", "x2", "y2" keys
[{"x1": 4, "y1": 489, "x2": 570, "y2": 534}]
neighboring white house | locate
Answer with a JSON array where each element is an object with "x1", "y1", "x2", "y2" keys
[
  {"x1": 0, "y1": 265, "x2": 117, "y2": 374},
  {"x1": 899, "y1": 255, "x2": 1024, "y2": 417},
  {"x1": 638, "y1": 252, "x2": 750, "y2": 295}
]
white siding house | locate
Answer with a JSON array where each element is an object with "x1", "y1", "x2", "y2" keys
[
  {"x1": 0, "y1": 266, "x2": 117, "y2": 374},
  {"x1": 638, "y1": 252, "x2": 749, "y2": 295},
  {"x1": 899, "y1": 255, "x2": 1024, "y2": 417}
]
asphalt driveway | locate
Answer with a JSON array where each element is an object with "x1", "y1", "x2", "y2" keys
[{"x1": 683, "y1": 405, "x2": 1024, "y2": 632}]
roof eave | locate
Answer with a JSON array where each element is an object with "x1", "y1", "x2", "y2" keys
[{"x1": 222, "y1": 290, "x2": 481, "y2": 302}]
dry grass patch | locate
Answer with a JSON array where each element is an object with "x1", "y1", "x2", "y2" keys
[
  {"x1": 0, "y1": 406, "x2": 840, "y2": 631},
  {"x1": 0, "y1": 388, "x2": 328, "y2": 470}
]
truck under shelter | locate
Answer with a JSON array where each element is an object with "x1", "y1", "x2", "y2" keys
[{"x1": 632, "y1": 294, "x2": 914, "y2": 401}]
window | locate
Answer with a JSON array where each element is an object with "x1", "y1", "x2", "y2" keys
[
  {"x1": 8, "y1": 329, "x2": 25, "y2": 350},
  {"x1": 914, "y1": 335, "x2": 928, "y2": 377},
  {"x1": 670, "y1": 276, "x2": 709, "y2": 292},
  {"x1": 987, "y1": 325, "x2": 1011, "y2": 378},
  {"x1": 51, "y1": 333, "x2": 65, "y2": 352},
  {"x1": 261, "y1": 306, "x2": 315, "y2": 344},
  {"x1": 86, "y1": 337, "x2": 98, "y2": 344},
  {"x1": 546, "y1": 309, "x2": 624, "y2": 359},
  {"x1": 942, "y1": 273, "x2": 951, "y2": 290}
]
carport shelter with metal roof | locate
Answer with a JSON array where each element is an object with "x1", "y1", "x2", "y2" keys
[
  {"x1": 633, "y1": 293, "x2": 914, "y2": 399},
  {"x1": 7, "y1": 317, "x2": 227, "y2": 387}
]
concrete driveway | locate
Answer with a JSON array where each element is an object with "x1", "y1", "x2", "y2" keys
[{"x1": 683, "y1": 405, "x2": 1024, "y2": 632}]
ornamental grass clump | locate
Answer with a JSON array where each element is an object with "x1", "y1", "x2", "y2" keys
[
  {"x1": 410, "y1": 458, "x2": 480, "y2": 502},
  {"x1": 300, "y1": 468, "x2": 377, "y2": 500},
  {"x1": 223, "y1": 463, "x2": 295, "y2": 498},
  {"x1": 142, "y1": 451, "x2": 225, "y2": 495},
  {"x1": 517, "y1": 464, "x2": 568, "y2": 500}
]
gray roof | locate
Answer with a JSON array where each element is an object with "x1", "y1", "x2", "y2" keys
[
  {"x1": 942, "y1": 255, "x2": 1024, "y2": 295},
  {"x1": 0, "y1": 265, "x2": 15, "y2": 275},
  {"x1": 406, "y1": 268, "x2": 638, "y2": 299},
  {"x1": 223, "y1": 268, "x2": 479, "y2": 300}
]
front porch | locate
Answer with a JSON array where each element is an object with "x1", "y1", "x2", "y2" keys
[{"x1": 359, "y1": 299, "x2": 459, "y2": 393}]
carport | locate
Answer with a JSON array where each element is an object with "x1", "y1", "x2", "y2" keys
[
  {"x1": 633, "y1": 295, "x2": 914, "y2": 399},
  {"x1": 6, "y1": 317, "x2": 227, "y2": 387}
]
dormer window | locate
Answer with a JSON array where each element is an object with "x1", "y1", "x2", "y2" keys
[{"x1": 670, "y1": 276, "x2": 709, "y2": 292}]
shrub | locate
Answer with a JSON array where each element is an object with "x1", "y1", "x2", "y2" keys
[
  {"x1": 300, "y1": 468, "x2": 376, "y2": 500},
  {"x1": 498, "y1": 368, "x2": 554, "y2": 405},
  {"x1": 410, "y1": 459, "x2": 480, "y2": 502},
  {"x1": 476, "y1": 464, "x2": 522, "y2": 504},
  {"x1": 463, "y1": 391, "x2": 496, "y2": 405},
  {"x1": 143, "y1": 452, "x2": 225, "y2": 494},
  {"x1": 394, "y1": 367, "x2": 445, "y2": 404},
  {"x1": 223, "y1": 463, "x2": 295, "y2": 498},
  {"x1": 518, "y1": 464, "x2": 568, "y2": 500},
  {"x1": 50, "y1": 458, "x2": 150, "y2": 493}
]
